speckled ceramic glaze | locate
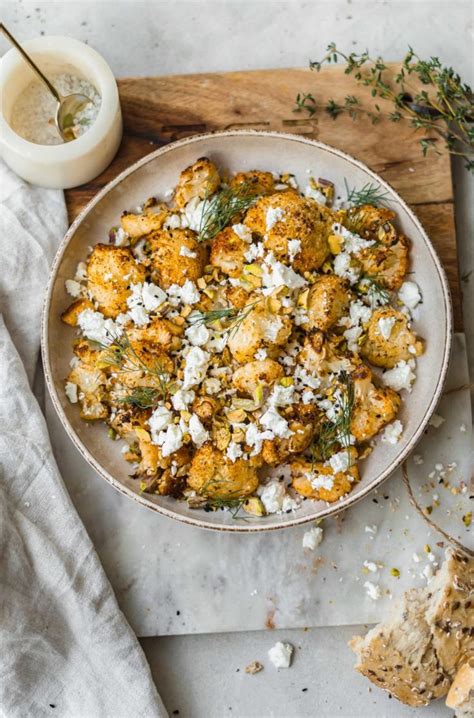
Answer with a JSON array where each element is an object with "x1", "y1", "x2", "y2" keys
[{"x1": 41, "y1": 131, "x2": 452, "y2": 531}]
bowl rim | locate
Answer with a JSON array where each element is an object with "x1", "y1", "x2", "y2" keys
[{"x1": 41, "y1": 129, "x2": 453, "y2": 532}]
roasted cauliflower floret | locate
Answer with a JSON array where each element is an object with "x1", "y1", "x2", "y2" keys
[
  {"x1": 350, "y1": 364, "x2": 401, "y2": 443},
  {"x1": 210, "y1": 226, "x2": 248, "y2": 277},
  {"x1": 225, "y1": 285, "x2": 251, "y2": 309},
  {"x1": 261, "y1": 421, "x2": 314, "y2": 465},
  {"x1": 191, "y1": 395, "x2": 221, "y2": 425},
  {"x1": 147, "y1": 228, "x2": 208, "y2": 289},
  {"x1": 174, "y1": 157, "x2": 221, "y2": 208},
  {"x1": 187, "y1": 444, "x2": 259, "y2": 498},
  {"x1": 306, "y1": 275, "x2": 350, "y2": 332},
  {"x1": 342, "y1": 205, "x2": 397, "y2": 241},
  {"x1": 230, "y1": 170, "x2": 275, "y2": 196},
  {"x1": 360, "y1": 307, "x2": 424, "y2": 368},
  {"x1": 61, "y1": 298, "x2": 94, "y2": 327},
  {"x1": 356, "y1": 237, "x2": 409, "y2": 291},
  {"x1": 120, "y1": 204, "x2": 169, "y2": 239},
  {"x1": 298, "y1": 332, "x2": 353, "y2": 377},
  {"x1": 291, "y1": 453, "x2": 359, "y2": 503},
  {"x1": 98, "y1": 338, "x2": 174, "y2": 390},
  {"x1": 128, "y1": 318, "x2": 184, "y2": 352},
  {"x1": 232, "y1": 359, "x2": 283, "y2": 395},
  {"x1": 86, "y1": 244, "x2": 145, "y2": 318},
  {"x1": 67, "y1": 362, "x2": 108, "y2": 421},
  {"x1": 228, "y1": 303, "x2": 292, "y2": 363},
  {"x1": 244, "y1": 191, "x2": 331, "y2": 272}
]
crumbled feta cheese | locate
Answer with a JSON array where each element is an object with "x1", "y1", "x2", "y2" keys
[
  {"x1": 185, "y1": 322, "x2": 210, "y2": 346},
  {"x1": 244, "y1": 241, "x2": 265, "y2": 262},
  {"x1": 171, "y1": 388, "x2": 195, "y2": 411},
  {"x1": 182, "y1": 196, "x2": 206, "y2": 231},
  {"x1": 398, "y1": 281, "x2": 422, "y2": 310},
  {"x1": 287, "y1": 238, "x2": 301, "y2": 262},
  {"x1": 65, "y1": 279, "x2": 81, "y2": 298},
  {"x1": 412, "y1": 552, "x2": 421, "y2": 563},
  {"x1": 245, "y1": 423, "x2": 274, "y2": 455},
  {"x1": 266, "y1": 206, "x2": 285, "y2": 230},
  {"x1": 263, "y1": 315, "x2": 283, "y2": 341},
  {"x1": 180, "y1": 279, "x2": 201, "y2": 305},
  {"x1": 113, "y1": 227, "x2": 129, "y2": 246},
  {"x1": 226, "y1": 441, "x2": 243, "y2": 462},
  {"x1": 179, "y1": 245, "x2": 197, "y2": 259},
  {"x1": 74, "y1": 261, "x2": 88, "y2": 281},
  {"x1": 183, "y1": 347, "x2": 211, "y2": 388},
  {"x1": 141, "y1": 282, "x2": 167, "y2": 311},
  {"x1": 294, "y1": 366, "x2": 320, "y2": 390},
  {"x1": 260, "y1": 406, "x2": 292, "y2": 438},
  {"x1": 232, "y1": 223, "x2": 253, "y2": 242},
  {"x1": 310, "y1": 473, "x2": 334, "y2": 491},
  {"x1": 149, "y1": 405, "x2": 173, "y2": 442},
  {"x1": 332, "y1": 223, "x2": 375, "y2": 253},
  {"x1": 203, "y1": 377, "x2": 221, "y2": 394},
  {"x1": 301, "y1": 389, "x2": 315, "y2": 404},
  {"x1": 155, "y1": 424, "x2": 184, "y2": 457},
  {"x1": 188, "y1": 414, "x2": 209, "y2": 447},
  {"x1": 413, "y1": 454, "x2": 424, "y2": 465},
  {"x1": 302, "y1": 526, "x2": 323, "y2": 550},
  {"x1": 305, "y1": 184, "x2": 327, "y2": 204},
  {"x1": 254, "y1": 348, "x2": 268, "y2": 361},
  {"x1": 344, "y1": 326, "x2": 363, "y2": 352},
  {"x1": 77, "y1": 309, "x2": 120, "y2": 345},
  {"x1": 364, "y1": 581, "x2": 382, "y2": 600},
  {"x1": 164, "y1": 214, "x2": 182, "y2": 230},
  {"x1": 262, "y1": 251, "x2": 306, "y2": 292},
  {"x1": 269, "y1": 384, "x2": 295, "y2": 407},
  {"x1": 377, "y1": 316, "x2": 396, "y2": 340},
  {"x1": 65, "y1": 381, "x2": 78, "y2": 403},
  {"x1": 349, "y1": 300, "x2": 372, "y2": 326},
  {"x1": 127, "y1": 304, "x2": 149, "y2": 327},
  {"x1": 333, "y1": 252, "x2": 359, "y2": 285},
  {"x1": 328, "y1": 450, "x2": 351, "y2": 474},
  {"x1": 259, "y1": 480, "x2": 287, "y2": 513},
  {"x1": 363, "y1": 561, "x2": 378, "y2": 573},
  {"x1": 268, "y1": 642, "x2": 293, "y2": 669},
  {"x1": 383, "y1": 360, "x2": 416, "y2": 392},
  {"x1": 381, "y1": 420, "x2": 403, "y2": 445},
  {"x1": 365, "y1": 524, "x2": 378, "y2": 535},
  {"x1": 460, "y1": 423, "x2": 467, "y2": 432},
  {"x1": 428, "y1": 413, "x2": 445, "y2": 428}
]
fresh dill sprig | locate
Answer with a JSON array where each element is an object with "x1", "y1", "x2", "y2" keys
[
  {"x1": 344, "y1": 178, "x2": 391, "y2": 208},
  {"x1": 204, "y1": 496, "x2": 248, "y2": 519},
  {"x1": 198, "y1": 183, "x2": 257, "y2": 242},
  {"x1": 95, "y1": 331, "x2": 175, "y2": 400},
  {"x1": 189, "y1": 301, "x2": 260, "y2": 337},
  {"x1": 313, "y1": 371, "x2": 355, "y2": 463},
  {"x1": 118, "y1": 387, "x2": 161, "y2": 409},
  {"x1": 356, "y1": 275, "x2": 391, "y2": 306},
  {"x1": 298, "y1": 43, "x2": 474, "y2": 172}
]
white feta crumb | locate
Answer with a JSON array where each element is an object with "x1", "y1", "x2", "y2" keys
[
  {"x1": 179, "y1": 245, "x2": 197, "y2": 259},
  {"x1": 310, "y1": 473, "x2": 334, "y2": 491},
  {"x1": 428, "y1": 413, "x2": 445, "y2": 428},
  {"x1": 245, "y1": 422, "x2": 274, "y2": 456},
  {"x1": 180, "y1": 279, "x2": 201, "y2": 305},
  {"x1": 203, "y1": 377, "x2": 221, "y2": 395},
  {"x1": 148, "y1": 405, "x2": 172, "y2": 442},
  {"x1": 113, "y1": 226, "x2": 129, "y2": 246},
  {"x1": 65, "y1": 381, "x2": 78, "y2": 403},
  {"x1": 232, "y1": 223, "x2": 253, "y2": 242},
  {"x1": 268, "y1": 642, "x2": 293, "y2": 668},
  {"x1": 155, "y1": 424, "x2": 184, "y2": 457},
  {"x1": 188, "y1": 414, "x2": 210, "y2": 447},
  {"x1": 65, "y1": 279, "x2": 81, "y2": 298},
  {"x1": 287, "y1": 238, "x2": 301, "y2": 262},
  {"x1": 364, "y1": 581, "x2": 382, "y2": 600},
  {"x1": 74, "y1": 261, "x2": 88, "y2": 281},
  {"x1": 77, "y1": 309, "x2": 120, "y2": 345},
  {"x1": 383, "y1": 360, "x2": 416, "y2": 392},
  {"x1": 164, "y1": 214, "x2": 182, "y2": 230},
  {"x1": 260, "y1": 406, "x2": 292, "y2": 439},
  {"x1": 331, "y1": 222, "x2": 375, "y2": 254},
  {"x1": 266, "y1": 206, "x2": 285, "y2": 230},
  {"x1": 381, "y1": 420, "x2": 403, "y2": 445},
  {"x1": 302, "y1": 526, "x2": 323, "y2": 550},
  {"x1": 327, "y1": 450, "x2": 351, "y2": 474},
  {"x1": 412, "y1": 552, "x2": 421, "y2": 563},
  {"x1": 363, "y1": 561, "x2": 378, "y2": 573},
  {"x1": 413, "y1": 454, "x2": 424, "y2": 465},
  {"x1": 398, "y1": 281, "x2": 422, "y2": 310},
  {"x1": 183, "y1": 347, "x2": 210, "y2": 388},
  {"x1": 365, "y1": 524, "x2": 378, "y2": 535},
  {"x1": 377, "y1": 316, "x2": 396, "y2": 340},
  {"x1": 226, "y1": 441, "x2": 243, "y2": 463},
  {"x1": 459, "y1": 423, "x2": 467, "y2": 432},
  {"x1": 254, "y1": 348, "x2": 268, "y2": 361},
  {"x1": 333, "y1": 252, "x2": 359, "y2": 285},
  {"x1": 171, "y1": 388, "x2": 195, "y2": 411},
  {"x1": 421, "y1": 564, "x2": 434, "y2": 583},
  {"x1": 305, "y1": 183, "x2": 327, "y2": 204},
  {"x1": 185, "y1": 322, "x2": 210, "y2": 347}
]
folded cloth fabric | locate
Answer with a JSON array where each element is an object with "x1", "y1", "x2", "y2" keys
[{"x1": 0, "y1": 161, "x2": 167, "y2": 718}]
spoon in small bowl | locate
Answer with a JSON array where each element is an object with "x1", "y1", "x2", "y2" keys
[{"x1": 0, "y1": 23, "x2": 92, "y2": 143}]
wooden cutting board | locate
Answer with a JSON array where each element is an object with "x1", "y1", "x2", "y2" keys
[{"x1": 65, "y1": 65, "x2": 462, "y2": 329}]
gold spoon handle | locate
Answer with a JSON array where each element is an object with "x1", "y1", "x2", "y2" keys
[{"x1": 0, "y1": 23, "x2": 61, "y2": 103}]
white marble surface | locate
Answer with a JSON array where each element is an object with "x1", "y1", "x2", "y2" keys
[
  {"x1": 45, "y1": 334, "x2": 473, "y2": 637},
  {"x1": 3, "y1": 1, "x2": 473, "y2": 715}
]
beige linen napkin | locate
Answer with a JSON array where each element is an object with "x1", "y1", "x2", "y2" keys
[{"x1": 0, "y1": 161, "x2": 167, "y2": 718}]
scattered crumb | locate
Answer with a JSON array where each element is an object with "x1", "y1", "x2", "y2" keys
[
  {"x1": 268, "y1": 642, "x2": 294, "y2": 668},
  {"x1": 363, "y1": 560, "x2": 378, "y2": 573},
  {"x1": 245, "y1": 661, "x2": 263, "y2": 675},
  {"x1": 459, "y1": 423, "x2": 467, "y2": 432},
  {"x1": 428, "y1": 413, "x2": 445, "y2": 428},
  {"x1": 413, "y1": 454, "x2": 424, "y2": 465},
  {"x1": 364, "y1": 581, "x2": 382, "y2": 600},
  {"x1": 302, "y1": 526, "x2": 323, "y2": 550}
]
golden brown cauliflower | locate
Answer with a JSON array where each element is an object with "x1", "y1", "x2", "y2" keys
[
  {"x1": 210, "y1": 226, "x2": 248, "y2": 277},
  {"x1": 147, "y1": 228, "x2": 208, "y2": 289},
  {"x1": 298, "y1": 332, "x2": 354, "y2": 378},
  {"x1": 61, "y1": 298, "x2": 94, "y2": 327},
  {"x1": 120, "y1": 205, "x2": 169, "y2": 240},
  {"x1": 360, "y1": 307, "x2": 424, "y2": 368},
  {"x1": 291, "y1": 453, "x2": 359, "y2": 503},
  {"x1": 128, "y1": 318, "x2": 184, "y2": 352},
  {"x1": 228, "y1": 303, "x2": 292, "y2": 363},
  {"x1": 244, "y1": 191, "x2": 331, "y2": 272},
  {"x1": 261, "y1": 421, "x2": 314, "y2": 465},
  {"x1": 191, "y1": 395, "x2": 221, "y2": 425},
  {"x1": 357, "y1": 237, "x2": 409, "y2": 290},
  {"x1": 232, "y1": 359, "x2": 283, "y2": 395},
  {"x1": 67, "y1": 362, "x2": 108, "y2": 421},
  {"x1": 350, "y1": 364, "x2": 401, "y2": 443},
  {"x1": 306, "y1": 275, "x2": 350, "y2": 331},
  {"x1": 230, "y1": 170, "x2": 275, "y2": 196},
  {"x1": 187, "y1": 444, "x2": 259, "y2": 499},
  {"x1": 87, "y1": 244, "x2": 145, "y2": 318},
  {"x1": 174, "y1": 157, "x2": 221, "y2": 208}
]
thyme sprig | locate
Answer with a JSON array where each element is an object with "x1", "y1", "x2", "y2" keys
[
  {"x1": 198, "y1": 183, "x2": 257, "y2": 242},
  {"x1": 295, "y1": 44, "x2": 474, "y2": 172},
  {"x1": 189, "y1": 301, "x2": 260, "y2": 337},
  {"x1": 344, "y1": 178, "x2": 391, "y2": 208},
  {"x1": 313, "y1": 371, "x2": 355, "y2": 463}
]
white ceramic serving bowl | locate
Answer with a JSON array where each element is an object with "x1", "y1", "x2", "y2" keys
[
  {"x1": 0, "y1": 35, "x2": 122, "y2": 189},
  {"x1": 42, "y1": 131, "x2": 452, "y2": 531}
]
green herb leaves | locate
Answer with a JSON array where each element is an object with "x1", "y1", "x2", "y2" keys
[{"x1": 198, "y1": 183, "x2": 256, "y2": 242}]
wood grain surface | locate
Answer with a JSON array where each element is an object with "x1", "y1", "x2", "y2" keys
[{"x1": 65, "y1": 65, "x2": 462, "y2": 328}]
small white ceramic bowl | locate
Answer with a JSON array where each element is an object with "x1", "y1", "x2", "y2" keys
[{"x1": 0, "y1": 35, "x2": 122, "y2": 189}]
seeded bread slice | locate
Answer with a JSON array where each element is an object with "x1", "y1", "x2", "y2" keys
[
  {"x1": 349, "y1": 549, "x2": 474, "y2": 708},
  {"x1": 446, "y1": 660, "x2": 474, "y2": 718}
]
